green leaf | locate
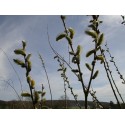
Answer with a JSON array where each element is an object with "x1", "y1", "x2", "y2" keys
[
  {"x1": 68, "y1": 27, "x2": 75, "y2": 39},
  {"x1": 14, "y1": 49, "x2": 26, "y2": 56},
  {"x1": 26, "y1": 54, "x2": 32, "y2": 61},
  {"x1": 13, "y1": 59, "x2": 25, "y2": 67},
  {"x1": 65, "y1": 36, "x2": 72, "y2": 45},
  {"x1": 88, "y1": 24, "x2": 96, "y2": 31},
  {"x1": 85, "y1": 30, "x2": 97, "y2": 39},
  {"x1": 56, "y1": 33, "x2": 66, "y2": 41},
  {"x1": 21, "y1": 92, "x2": 31, "y2": 97},
  {"x1": 85, "y1": 63, "x2": 92, "y2": 71},
  {"x1": 86, "y1": 49, "x2": 95, "y2": 57},
  {"x1": 97, "y1": 33, "x2": 104, "y2": 46},
  {"x1": 92, "y1": 70, "x2": 99, "y2": 79}
]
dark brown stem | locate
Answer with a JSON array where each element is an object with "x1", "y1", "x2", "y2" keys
[
  {"x1": 57, "y1": 57, "x2": 81, "y2": 108},
  {"x1": 100, "y1": 50, "x2": 121, "y2": 108},
  {"x1": 61, "y1": 17, "x2": 86, "y2": 95}
]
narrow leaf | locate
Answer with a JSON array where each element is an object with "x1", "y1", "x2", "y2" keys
[
  {"x1": 85, "y1": 63, "x2": 92, "y2": 71},
  {"x1": 97, "y1": 33, "x2": 104, "y2": 46},
  {"x1": 85, "y1": 30, "x2": 97, "y2": 39},
  {"x1": 88, "y1": 24, "x2": 96, "y2": 30},
  {"x1": 14, "y1": 49, "x2": 26, "y2": 56},
  {"x1": 92, "y1": 70, "x2": 99, "y2": 79},
  {"x1": 69, "y1": 51, "x2": 75, "y2": 55},
  {"x1": 65, "y1": 36, "x2": 72, "y2": 45},
  {"x1": 26, "y1": 54, "x2": 32, "y2": 61},
  {"x1": 57, "y1": 69, "x2": 63, "y2": 71},
  {"x1": 56, "y1": 33, "x2": 66, "y2": 41},
  {"x1": 86, "y1": 49, "x2": 95, "y2": 57},
  {"x1": 13, "y1": 59, "x2": 25, "y2": 67}
]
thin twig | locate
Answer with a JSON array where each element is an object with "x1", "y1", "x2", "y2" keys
[
  {"x1": 0, "y1": 48, "x2": 23, "y2": 94},
  {"x1": 38, "y1": 53, "x2": 53, "y2": 108},
  {"x1": 0, "y1": 78, "x2": 25, "y2": 108},
  {"x1": 56, "y1": 56, "x2": 81, "y2": 109},
  {"x1": 100, "y1": 49, "x2": 121, "y2": 108}
]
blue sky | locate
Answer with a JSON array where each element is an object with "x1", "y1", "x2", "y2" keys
[{"x1": 0, "y1": 15, "x2": 125, "y2": 103}]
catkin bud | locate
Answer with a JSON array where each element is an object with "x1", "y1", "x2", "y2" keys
[
  {"x1": 56, "y1": 33, "x2": 66, "y2": 41},
  {"x1": 22, "y1": 40, "x2": 26, "y2": 50},
  {"x1": 68, "y1": 27, "x2": 75, "y2": 39},
  {"x1": 13, "y1": 59, "x2": 25, "y2": 67},
  {"x1": 97, "y1": 33, "x2": 104, "y2": 46},
  {"x1": 34, "y1": 91, "x2": 40, "y2": 103},
  {"x1": 92, "y1": 70, "x2": 99, "y2": 79},
  {"x1": 27, "y1": 60, "x2": 32, "y2": 72},
  {"x1": 65, "y1": 36, "x2": 72, "y2": 46},
  {"x1": 85, "y1": 30, "x2": 97, "y2": 39},
  {"x1": 85, "y1": 63, "x2": 92, "y2": 71},
  {"x1": 21, "y1": 92, "x2": 31, "y2": 97},
  {"x1": 14, "y1": 49, "x2": 26, "y2": 56},
  {"x1": 31, "y1": 79, "x2": 35, "y2": 89},
  {"x1": 27, "y1": 75, "x2": 31, "y2": 83},
  {"x1": 76, "y1": 45, "x2": 82, "y2": 56},
  {"x1": 26, "y1": 54, "x2": 32, "y2": 62}
]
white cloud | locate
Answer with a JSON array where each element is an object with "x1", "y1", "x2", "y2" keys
[{"x1": 101, "y1": 15, "x2": 121, "y2": 27}]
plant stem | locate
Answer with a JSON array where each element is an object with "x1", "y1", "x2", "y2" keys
[
  {"x1": 24, "y1": 56, "x2": 35, "y2": 109},
  {"x1": 101, "y1": 52, "x2": 121, "y2": 108},
  {"x1": 39, "y1": 54, "x2": 53, "y2": 108},
  {"x1": 0, "y1": 48, "x2": 23, "y2": 94}
]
